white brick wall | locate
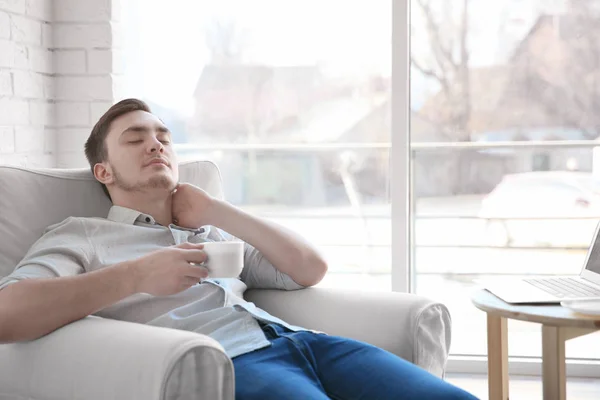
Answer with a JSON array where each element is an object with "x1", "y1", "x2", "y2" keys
[
  {"x1": 0, "y1": 97, "x2": 29, "y2": 125},
  {"x1": 55, "y1": 101, "x2": 90, "y2": 126},
  {"x1": 53, "y1": 23, "x2": 112, "y2": 49},
  {"x1": 0, "y1": 10, "x2": 10, "y2": 38},
  {"x1": 10, "y1": 14, "x2": 41, "y2": 45},
  {"x1": 0, "y1": 0, "x2": 123, "y2": 168},
  {"x1": 0, "y1": 69, "x2": 11, "y2": 95},
  {"x1": 54, "y1": 49, "x2": 86, "y2": 73},
  {"x1": 54, "y1": 0, "x2": 113, "y2": 22},
  {"x1": 0, "y1": 0, "x2": 53, "y2": 167},
  {"x1": 0, "y1": 0, "x2": 26, "y2": 15},
  {"x1": 55, "y1": 76, "x2": 114, "y2": 101},
  {"x1": 53, "y1": 0, "x2": 123, "y2": 168},
  {"x1": 0, "y1": 126, "x2": 15, "y2": 153},
  {"x1": 13, "y1": 70, "x2": 44, "y2": 97}
]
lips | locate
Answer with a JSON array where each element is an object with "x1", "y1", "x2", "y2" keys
[{"x1": 145, "y1": 158, "x2": 169, "y2": 167}]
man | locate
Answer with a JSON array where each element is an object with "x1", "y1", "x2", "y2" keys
[{"x1": 0, "y1": 99, "x2": 477, "y2": 399}]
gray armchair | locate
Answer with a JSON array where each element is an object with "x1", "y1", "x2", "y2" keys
[{"x1": 0, "y1": 161, "x2": 451, "y2": 400}]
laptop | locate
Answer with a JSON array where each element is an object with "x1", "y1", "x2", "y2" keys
[{"x1": 480, "y1": 221, "x2": 600, "y2": 304}]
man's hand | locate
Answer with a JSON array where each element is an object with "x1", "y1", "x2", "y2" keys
[
  {"x1": 171, "y1": 183, "x2": 217, "y2": 229},
  {"x1": 173, "y1": 183, "x2": 327, "y2": 287},
  {"x1": 130, "y1": 242, "x2": 209, "y2": 296}
]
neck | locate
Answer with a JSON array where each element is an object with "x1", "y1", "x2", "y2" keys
[{"x1": 111, "y1": 190, "x2": 173, "y2": 226}]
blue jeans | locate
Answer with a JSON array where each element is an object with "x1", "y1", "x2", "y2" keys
[{"x1": 233, "y1": 323, "x2": 478, "y2": 400}]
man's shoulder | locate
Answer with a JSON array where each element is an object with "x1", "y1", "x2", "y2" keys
[{"x1": 43, "y1": 215, "x2": 110, "y2": 235}]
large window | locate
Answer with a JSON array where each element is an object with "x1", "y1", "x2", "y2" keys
[
  {"x1": 121, "y1": 0, "x2": 600, "y2": 374},
  {"x1": 410, "y1": 0, "x2": 600, "y2": 365},
  {"x1": 120, "y1": 0, "x2": 393, "y2": 290}
]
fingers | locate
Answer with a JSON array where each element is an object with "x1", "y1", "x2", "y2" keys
[
  {"x1": 177, "y1": 249, "x2": 207, "y2": 265},
  {"x1": 182, "y1": 276, "x2": 200, "y2": 287},
  {"x1": 175, "y1": 242, "x2": 204, "y2": 250},
  {"x1": 184, "y1": 265, "x2": 209, "y2": 280}
]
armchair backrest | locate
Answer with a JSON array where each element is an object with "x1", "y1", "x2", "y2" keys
[{"x1": 0, "y1": 160, "x2": 223, "y2": 278}]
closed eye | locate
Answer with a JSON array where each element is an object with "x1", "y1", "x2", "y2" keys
[{"x1": 128, "y1": 140, "x2": 143, "y2": 144}]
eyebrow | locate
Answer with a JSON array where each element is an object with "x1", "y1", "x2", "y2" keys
[{"x1": 120, "y1": 124, "x2": 171, "y2": 136}]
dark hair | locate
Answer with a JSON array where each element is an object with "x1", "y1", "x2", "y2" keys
[{"x1": 84, "y1": 98, "x2": 152, "y2": 199}]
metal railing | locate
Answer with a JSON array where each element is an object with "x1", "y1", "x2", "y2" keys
[
  {"x1": 175, "y1": 142, "x2": 391, "y2": 152},
  {"x1": 174, "y1": 140, "x2": 600, "y2": 253},
  {"x1": 176, "y1": 139, "x2": 600, "y2": 152},
  {"x1": 411, "y1": 140, "x2": 600, "y2": 151}
]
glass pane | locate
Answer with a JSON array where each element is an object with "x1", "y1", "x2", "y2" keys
[
  {"x1": 410, "y1": 0, "x2": 600, "y2": 359},
  {"x1": 121, "y1": 0, "x2": 392, "y2": 290}
]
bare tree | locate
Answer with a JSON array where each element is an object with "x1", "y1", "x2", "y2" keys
[
  {"x1": 514, "y1": 1, "x2": 600, "y2": 139},
  {"x1": 411, "y1": 0, "x2": 471, "y2": 142},
  {"x1": 204, "y1": 18, "x2": 247, "y2": 65},
  {"x1": 410, "y1": 0, "x2": 477, "y2": 194}
]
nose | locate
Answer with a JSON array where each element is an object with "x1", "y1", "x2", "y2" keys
[{"x1": 148, "y1": 137, "x2": 164, "y2": 154}]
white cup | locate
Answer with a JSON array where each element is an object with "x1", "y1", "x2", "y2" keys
[{"x1": 201, "y1": 241, "x2": 244, "y2": 278}]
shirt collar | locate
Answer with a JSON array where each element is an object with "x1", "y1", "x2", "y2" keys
[{"x1": 107, "y1": 205, "x2": 157, "y2": 225}]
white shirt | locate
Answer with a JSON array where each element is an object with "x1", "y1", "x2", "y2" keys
[{"x1": 0, "y1": 206, "x2": 309, "y2": 358}]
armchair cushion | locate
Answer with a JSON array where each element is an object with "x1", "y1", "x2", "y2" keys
[
  {"x1": 246, "y1": 287, "x2": 451, "y2": 377},
  {"x1": 0, "y1": 160, "x2": 452, "y2": 400},
  {"x1": 0, "y1": 161, "x2": 230, "y2": 399},
  {"x1": 0, "y1": 161, "x2": 224, "y2": 279},
  {"x1": 0, "y1": 316, "x2": 234, "y2": 400}
]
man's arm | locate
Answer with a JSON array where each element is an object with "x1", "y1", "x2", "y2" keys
[
  {"x1": 172, "y1": 184, "x2": 328, "y2": 287},
  {"x1": 0, "y1": 262, "x2": 136, "y2": 343},
  {"x1": 0, "y1": 243, "x2": 209, "y2": 344},
  {"x1": 207, "y1": 201, "x2": 328, "y2": 287}
]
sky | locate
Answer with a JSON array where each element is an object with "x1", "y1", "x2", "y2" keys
[
  {"x1": 119, "y1": 0, "x2": 569, "y2": 114},
  {"x1": 120, "y1": 0, "x2": 391, "y2": 114}
]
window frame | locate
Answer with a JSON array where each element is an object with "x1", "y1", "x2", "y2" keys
[{"x1": 394, "y1": 0, "x2": 600, "y2": 376}]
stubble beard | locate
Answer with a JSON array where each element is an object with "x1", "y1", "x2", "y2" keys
[{"x1": 113, "y1": 166, "x2": 176, "y2": 193}]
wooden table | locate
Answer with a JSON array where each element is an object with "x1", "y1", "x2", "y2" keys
[{"x1": 471, "y1": 289, "x2": 600, "y2": 400}]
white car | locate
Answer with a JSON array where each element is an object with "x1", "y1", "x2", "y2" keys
[{"x1": 478, "y1": 171, "x2": 600, "y2": 247}]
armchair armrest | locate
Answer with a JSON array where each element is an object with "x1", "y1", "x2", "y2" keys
[
  {"x1": 245, "y1": 287, "x2": 451, "y2": 377},
  {"x1": 0, "y1": 316, "x2": 234, "y2": 400}
]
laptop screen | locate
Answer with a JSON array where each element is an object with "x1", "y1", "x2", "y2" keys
[{"x1": 584, "y1": 222, "x2": 600, "y2": 274}]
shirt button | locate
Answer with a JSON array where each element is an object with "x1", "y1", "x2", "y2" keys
[{"x1": 145, "y1": 217, "x2": 151, "y2": 223}]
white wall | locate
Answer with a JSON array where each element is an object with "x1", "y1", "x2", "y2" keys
[
  {"x1": 0, "y1": 0, "x2": 123, "y2": 169},
  {"x1": 53, "y1": 0, "x2": 123, "y2": 168},
  {"x1": 0, "y1": 0, "x2": 54, "y2": 167}
]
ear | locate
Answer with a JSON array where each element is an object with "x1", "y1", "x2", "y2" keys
[{"x1": 93, "y1": 162, "x2": 114, "y2": 185}]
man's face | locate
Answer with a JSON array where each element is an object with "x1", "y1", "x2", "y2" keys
[{"x1": 99, "y1": 110, "x2": 179, "y2": 194}]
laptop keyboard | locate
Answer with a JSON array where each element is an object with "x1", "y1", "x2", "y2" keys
[{"x1": 524, "y1": 277, "x2": 600, "y2": 298}]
